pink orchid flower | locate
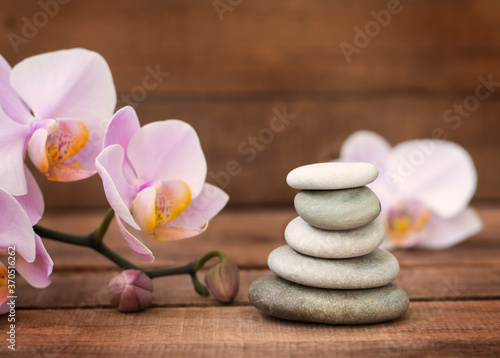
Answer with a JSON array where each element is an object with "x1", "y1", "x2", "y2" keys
[
  {"x1": 0, "y1": 171, "x2": 53, "y2": 314},
  {"x1": 0, "y1": 48, "x2": 116, "y2": 197},
  {"x1": 339, "y1": 131, "x2": 482, "y2": 249},
  {"x1": 96, "y1": 107, "x2": 229, "y2": 262}
]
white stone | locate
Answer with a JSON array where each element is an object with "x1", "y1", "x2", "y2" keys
[
  {"x1": 286, "y1": 162, "x2": 378, "y2": 190},
  {"x1": 285, "y1": 217, "x2": 385, "y2": 258},
  {"x1": 268, "y1": 246, "x2": 399, "y2": 289}
]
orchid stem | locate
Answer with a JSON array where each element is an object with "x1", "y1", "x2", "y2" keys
[
  {"x1": 146, "y1": 262, "x2": 195, "y2": 279},
  {"x1": 94, "y1": 208, "x2": 115, "y2": 245},
  {"x1": 190, "y1": 273, "x2": 210, "y2": 297},
  {"x1": 93, "y1": 242, "x2": 142, "y2": 271},
  {"x1": 193, "y1": 250, "x2": 228, "y2": 271},
  {"x1": 33, "y1": 225, "x2": 93, "y2": 247},
  {"x1": 33, "y1": 211, "x2": 228, "y2": 295}
]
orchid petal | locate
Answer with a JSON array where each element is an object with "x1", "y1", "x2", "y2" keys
[
  {"x1": 14, "y1": 166, "x2": 44, "y2": 225},
  {"x1": 10, "y1": 48, "x2": 116, "y2": 124},
  {"x1": 10, "y1": 48, "x2": 116, "y2": 171},
  {"x1": 28, "y1": 128, "x2": 49, "y2": 174},
  {"x1": 131, "y1": 186, "x2": 157, "y2": 234},
  {"x1": 96, "y1": 145, "x2": 139, "y2": 229},
  {"x1": 15, "y1": 235, "x2": 53, "y2": 288},
  {"x1": 418, "y1": 208, "x2": 483, "y2": 249},
  {"x1": 127, "y1": 120, "x2": 207, "y2": 198},
  {"x1": 170, "y1": 184, "x2": 229, "y2": 229},
  {"x1": 387, "y1": 140, "x2": 477, "y2": 218},
  {"x1": 0, "y1": 188, "x2": 36, "y2": 263},
  {"x1": 0, "y1": 55, "x2": 31, "y2": 124},
  {"x1": 340, "y1": 130, "x2": 392, "y2": 173},
  {"x1": 116, "y1": 218, "x2": 155, "y2": 262},
  {"x1": 104, "y1": 106, "x2": 140, "y2": 150},
  {"x1": 153, "y1": 224, "x2": 207, "y2": 242},
  {"x1": 47, "y1": 162, "x2": 96, "y2": 182},
  {"x1": 101, "y1": 107, "x2": 140, "y2": 182},
  {"x1": 0, "y1": 106, "x2": 30, "y2": 195},
  {"x1": 379, "y1": 239, "x2": 394, "y2": 251}
]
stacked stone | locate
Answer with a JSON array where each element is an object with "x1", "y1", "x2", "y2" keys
[{"x1": 249, "y1": 163, "x2": 409, "y2": 324}]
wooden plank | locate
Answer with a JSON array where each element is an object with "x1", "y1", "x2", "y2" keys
[
  {"x1": 2, "y1": 0, "x2": 500, "y2": 94},
  {"x1": 37, "y1": 205, "x2": 500, "y2": 269},
  {"x1": 3, "y1": 0, "x2": 500, "y2": 206},
  {"x1": 7, "y1": 302, "x2": 500, "y2": 357},
  {"x1": 14, "y1": 266, "x2": 500, "y2": 309},
  {"x1": 26, "y1": 95, "x2": 500, "y2": 208}
]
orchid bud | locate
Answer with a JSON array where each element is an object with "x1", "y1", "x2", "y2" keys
[
  {"x1": 205, "y1": 262, "x2": 240, "y2": 303},
  {"x1": 108, "y1": 270, "x2": 153, "y2": 312}
]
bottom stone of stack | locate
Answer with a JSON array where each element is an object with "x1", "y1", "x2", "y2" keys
[{"x1": 249, "y1": 274, "x2": 409, "y2": 325}]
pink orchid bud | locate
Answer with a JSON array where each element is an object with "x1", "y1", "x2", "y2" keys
[
  {"x1": 205, "y1": 262, "x2": 240, "y2": 303},
  {"x1": 108, "y1": 270, "x2": 153, "y2": 312}
]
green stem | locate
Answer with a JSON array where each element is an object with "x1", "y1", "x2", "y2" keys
[
  {"x1": 94, "y1": 208, "x2": 115, "y2": 245},
  {"x1": 192, "y1": 250, "x2": 228, "y2": 271},
  {"x1": 190, "y1": 273, "x2": 210, "y2": 297},
  {"x1": 33, "y1": 225, "x2": 93, "y2": 247},
  {"x1": 33, "y1": 212, "x2": 229, "y2": 296},
  {"x1": 146, "y1": 262, "x2": 195, "y2": 279},
  {"x1": 93, "y1": 242, "x2": 143, "y2": 271}
]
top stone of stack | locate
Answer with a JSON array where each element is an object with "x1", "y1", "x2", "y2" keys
[{"x1": 286, "y1": 162, "x2": 378, "y2": 190}]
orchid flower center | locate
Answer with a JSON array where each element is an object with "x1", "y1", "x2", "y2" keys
[
  {"x1": 44, "y1": 119, "x2": 89, "y2": 168},
  {"x1": 0, "y1": 261, "x2": 8, "y2": 307},
  {"x1": 154, "y1": 182, "x2": 191, "y2": 227},
  {"x1": 28, "y1": 119, "x2": 90, "y2": 181},
  {"x1": 132, "y1": 180, "x2": 192, "y2": 238},
  {"x1": 385, "y1": 201, "x2": 431, "y2": 248}
]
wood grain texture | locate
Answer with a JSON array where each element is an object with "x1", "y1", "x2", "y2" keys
[
  {"x1": 2, "y1": 206, "x2": 500, "y2": 357},
  {"x1": 14, "y1": 266, "x2": 500, "y2": 309},
  {"x1": 1, "y1": 0, "x2": 499, "y2": 206},
  {"x1": 37, "y1": 205, "x2": 499, "y2": 269},
  {"x1": 2, "y1": 0, "x2": 500, "y2": 94},
  {"x1": 5, "y1": 303, "x2": 500, "y2": 357},
  {"x1": 27, "y1": 96, "x2": 500, "y2": 208}
]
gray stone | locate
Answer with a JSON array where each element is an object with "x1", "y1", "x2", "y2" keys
[
  {"x1": 294, "y1": 187, "x2": 381, "y2": 230},
  {"x1": 285, "y1": 217, "x2": 385, "y2": 259},
  {"x1": 249, "y1": 274, "x2": 409, "y2": 325},
  {"x1": 287, "y1": 162, "x2": 378, "y2": 190},
  {"x1": 268, "y1": 246, "x2": 399, "y2": 289}
]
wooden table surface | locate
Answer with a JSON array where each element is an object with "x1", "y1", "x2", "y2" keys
[{"x1": 2, "y1": 205, "x2": 500, "y2": 357}]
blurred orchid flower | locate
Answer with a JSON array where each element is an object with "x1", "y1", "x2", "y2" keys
[
  {"x1": 96, "y1": 106, "x2": 229, "y2": 262},
  {"x1": 340, "y1": 131, "x2": 482, "y2": 249},
  {"x1": 0, "y1": 48, "x2": 116, "y2": 197},
  {"x1": 0, "y1": 174, "x2": 53, "y2": 314}
]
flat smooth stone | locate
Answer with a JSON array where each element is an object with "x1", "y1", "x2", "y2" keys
[
  {"x1": 268, "y1": 246, "x2": 399, "y2": 289},
  {"x1": 285, "y1": 217, "x2": 385, "y2": 258},
  {"x1": 294, "y1": 187, "x2": 380, "y2": 230},
  {"x1": 249, "y1": 274, "x2": 409, "y2": 325},
  {"x1": 286, "y1": 162, "x2": 378, "y2": 190}
]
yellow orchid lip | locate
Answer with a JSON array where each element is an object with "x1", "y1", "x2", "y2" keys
[
  {"x1": 132, "y1": 180, "x2": 192, "y2": 237},
  {"x1": 385, "y1": 204, "x2": 431, "y2": 248},
  {"x1": 28, "y1": 119, "x2": 91, "y2": 182}
]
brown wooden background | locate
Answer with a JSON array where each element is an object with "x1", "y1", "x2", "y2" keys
[{"x1": 2, "y1": 0, "x2": 500, "y2": 209}]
